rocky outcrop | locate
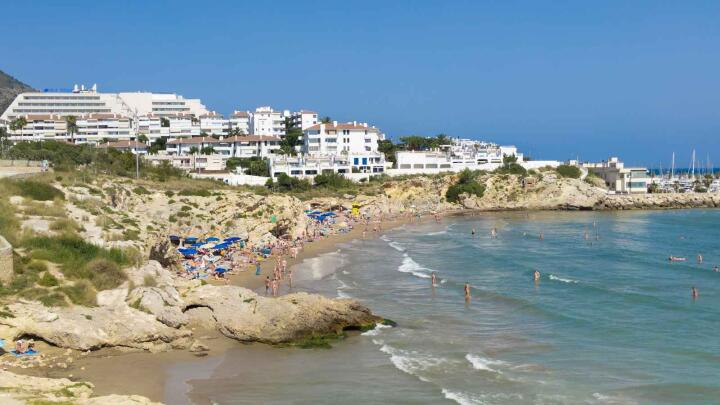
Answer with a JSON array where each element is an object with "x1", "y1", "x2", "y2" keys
[
  {"x1": 127, "y1": 286, "x2": 188, "y2": 329},
  {"x1": 0, "y1": 301, "x2": 190, "y2": 351},
  {"x1": 0, "y1": 369, "x2": 162, "y2": 404},
  {"x1": 182, "y1": 285, "x2": 381, "y2": 343},
  {"x1": 598, "y1": 193, "x2": 720, "y2": 210}
]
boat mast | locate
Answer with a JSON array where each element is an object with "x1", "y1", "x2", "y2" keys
[{"x1": 671, "y1": 152, "x2": 675, "y2": 179}]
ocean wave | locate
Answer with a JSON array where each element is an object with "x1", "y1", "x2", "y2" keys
[
  {"x1": 427, "y1": 230, "x2": 448, "y2": 236},
  {"x1": 441, "y1": 389, "x2": 485, "y2": 405},
  {"x1": 465, "y1": 354, "x2": 507, "y2": 373},
  {"x1": 389, "y1": 241, "x2": 405, "y2": 252},
  {"x1": 342, "y1": 270, "x2": 351, "y2": 275},
  {"x1": 379, "y1": 235, "x2": 390, "y2": 242},
  {"x1": 361, "y1": 323, "x2": 392, "y2": 336},
  {"x1": 378, "y1": 344, "x2": 448, "y2": 382},
  {"x1": 398, "y1": 254, "x2": 433, "y2": 279},
  {"x1": 337, "y1": 290, "x2": 351, "y2": 298},
  {"x1": 549, "y1": 274, "x2": 578, "y2": 284}
]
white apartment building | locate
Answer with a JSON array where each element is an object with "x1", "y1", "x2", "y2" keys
[
  {"x1": 4, "y1": 113, "x2": 133, "y2": 144},
  {"x1": 116, "y1": 91, "x2": 208, "y2": 117},
  {"x1": 166, "y1": 135, "x2": 280, "y2": 158},
  {"x1": 199, "y1": 112, "x2": 229, "y2": 136},
  {"x1": 289, "y1": 110, "x2": 318, "y2": 130},
  {"x1": 583, "y1": 157, "x2": 649, "y2": 194},
  {"x1": 269, "y1": 155, "x2": 351, "y2": 179},
  {"x1": 250, "y1": 106, "x2": 287, "y2": 137},
  {"x1": 96, "y1": 140, "x2": 148, "y2": 155},
  {"x1": 146, "y1": 154, "x2": 227, "y2": 172},
  {"x1": 74, "y1": 113, "x2": 133, "y2": 144},
  {"x1": 135, "y1": 115, "x2": 165, "y2": 140},
  {"x1": 229, "y1": 111, "x2": 250, "y2": 134},
  {"x1": 167, "y1": 114, "x2": 201, "y2": 138},
  {"x1": 302, "y1": 121, "x2": 383, "y2": 156}
]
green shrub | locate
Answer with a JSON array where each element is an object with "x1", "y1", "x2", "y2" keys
[
  {"x1": 26, "y1": 261, "x2": 48, "y2": 273},
  {"x1": 13, "y1": 180, "x2": 64, "y2": 201},
  {"x1": 85, "y1": 258, "x2": 127, "y2": 290},
  {"x1": 38, "y1": 272, "x2": 60, "y2": 287},
  {"x1": 178, "y1": 189, "x2": 212, "y2": 197},
  {"x1": 59, "y1": 280, "x2": 97, "y2": 306},
  {"x1": 133, "y1": 186, "x2": 150, "y2": 195},
  {"x1": 50, "y1": 218, "x2": 82, "y2": 234},
  {"x1": 556, "y1": 164, "x2": 581, "y2": 179},
  {"x1": 495, "y1": 163, "x2": 527, "y2": 176},
  {"x1": 446, "y1": 169, "x2": 486, "y2": 203},
  {"x1": 122, "y1": 229, "x2": 140, "y2": 241},
  {"x1": 20, "y1": 289, "x2": 67, "y2": 307},
  {"x1": 313, "y1": 172, "x2": 354, "y2": 189}
]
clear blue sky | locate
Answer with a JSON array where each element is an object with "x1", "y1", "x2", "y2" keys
[{"x1": 3, "y1": 0, "x2": 719, "y2": 165}]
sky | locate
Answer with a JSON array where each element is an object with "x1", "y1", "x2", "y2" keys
[{"x1": 2, "y1": 0, "x2": 719, "y2": 166}]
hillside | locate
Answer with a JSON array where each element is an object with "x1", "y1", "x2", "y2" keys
[{"x1": 0, "y1": 69, "x2": 35, "y2": 116}]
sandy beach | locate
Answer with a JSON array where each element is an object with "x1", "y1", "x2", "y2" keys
[{"x1": 37, "y1": 212, "x2": 421, "y2": 403}]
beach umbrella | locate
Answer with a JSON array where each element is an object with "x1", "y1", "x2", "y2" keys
[
  {"x1": 179, "y1": 248, "x2": 198, "y2": 256},
  {"x1": 206, "y1": 237, "x2": 220, "y2": 242},
  {"x1": 190, "y1": 242, "x2": 204, "y2": 247},
  {"x1": 214, "y1": 243, "x2": 230, "y2": 249},
  {"x1": 168, "y1": 235, "x2": 180, "y2": 240},
  {"x1": 215, "y1": 267, "x2": 227, "y2": 274}
]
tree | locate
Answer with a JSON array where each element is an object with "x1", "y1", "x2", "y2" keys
[
  {"x1": 446, "y1": 169, "x2": 486, "y2": 203},
  {"x1": 321, "y1": 116, "x2": 332, "y2": 124},
  {"x1": 0, "y1": 127, "x2": 8, "y2": 158},
  {"x1": 556, "y1": 164, "x2": 581, "y2": 179},
  {"x1": 65, "y1": 115, "x2": 78, "y2": 142},
  {"x1": 227, "y1": 157, "x2": 269, "y2": 176},
  {"x1": 280, "y1": 128, "x2": 302, "y2": 155},
  {"x1": 200, "y1": 146, "x2": 215, "y2": 155},
  {"x1": 399, "y1": 134, "x2": 451, "y2": 151},
  {"x1": 160, "y1": 117, "x2": 170, "y2": 128},
  {"x1": 10, "y1": 117, "x2": 27, "y2": 138},
  {"x1": 378, "y1": 139, "x2": 397, "y2": 163},
  {"x1": 148, "y1": 137, "x2": 167, "y2": 154},
  {"x1": 188, "y1": 146, "x2": 199, "y2": 155},
  {"x1": 137, "y1": 134, "x2": 149, "y2": 143}
]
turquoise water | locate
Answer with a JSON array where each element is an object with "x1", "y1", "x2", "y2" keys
[{"x1": 183, "y1": 210, "x2": 720, "y2": 405}]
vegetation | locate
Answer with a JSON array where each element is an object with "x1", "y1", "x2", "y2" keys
[
  {"x1": 6, "y1": 179, "x2": 64, "y2": 201},
  {"x1": 494, "y1": 154, "x2": 527, "y2": 176},
  {"x1": 178, "y1": 188, "x2": 212, "y2": 197},
  {"x1": 265, "y1": 173, "x2": 311, "y2": 192},
  {"x1": 446, "y1": 169, "x2": 486, "y2": 203},
  {"x1": 556, "y1": 164, "x2": 582, "y2": 179},
  {"x1": 227, "y1": 157, "x2": 270, "y2": 176},
  {"x1": 313, "y1": 172, "x2": 354, "y2": 189},
  {"x1": 399, "y1": 134, "x2": 451, "y2": 151}
]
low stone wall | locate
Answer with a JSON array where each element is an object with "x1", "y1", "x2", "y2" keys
[
  {"x1": 0, "y1": 159, "x2": 43, "y2": 167},
  {"x1": 598, "y1": 193, "x2": 720, "y2": 210},
  {"x1": 0, "y1": 236, "x2": 12, "y2": 285}
]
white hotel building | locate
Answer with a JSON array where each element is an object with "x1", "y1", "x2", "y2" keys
[
  {"x1": 1, "y1": 85, "x2": 209, "y2": 143},
  {"x1": 229, "y1": 111, "x2": 251, "y2": 134},
  {"x1": 249, "y1": 106, "x2": 287, "y2": 137}
]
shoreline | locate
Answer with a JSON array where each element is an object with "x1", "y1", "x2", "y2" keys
[
  {"x1": 43, "y1": 211, "x2": 422, "y2": 403},
  {"x1": 16, "y1": 206, "x2": 719, "y2": 403}
]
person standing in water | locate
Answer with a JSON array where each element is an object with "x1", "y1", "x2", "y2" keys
[
  {"x1": 534, "y1": 270, "x2": 540, "y2": 282},
  {"x1": 464, "y1": 283, "x2": 471, "y2": 301},
  {"x1": 697, "y1": 254, "x2": 703, "y2": 263},
  {"x1": 431, "y1": 272, "x2": 437, "y2": 286},
  {"x1": 713, "y1": 265, "x2": 719, "y2": 272},
  {"x1": 491, "y1": 228, "x2": 497, "y2": 239},
  {"x1": 264, "y1": 276, "x2": 271, "y2": 295},
  {"x1": 471, "y1": 228, "x2": 476, "y2": 237},
  {"x1": 692, "y1": 286, "x2": 699, "y2": 299},
  {"x1": 539, "y1": 232, "x2": 544, "y2": 240}
]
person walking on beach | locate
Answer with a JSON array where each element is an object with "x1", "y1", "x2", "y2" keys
[
  {"x1": 288, "y1": 267, "x2": 294, "y2": 288},
  {"x1": 255, "y1": 262, "x2": 262, "y2": 275},
  {"x1": 464, "y1": 283, "x2": 471, "y2": 301},
  {"x1": 265, "y1": 276, "x2": 271, "y2": 295}
]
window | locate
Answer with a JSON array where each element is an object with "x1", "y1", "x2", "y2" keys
[
  {"x1": 413, "y1": 164, "x2": 424, "y2": 169},
  {"x1": 426, "y1": 164, "x2": 438, "y2": 168},
  {"x1": 400, "y1": 164, "x2": 411, "y2": 169},
  {"x1": 305, "y1": 170, "x2": 317, "y2": 175}
]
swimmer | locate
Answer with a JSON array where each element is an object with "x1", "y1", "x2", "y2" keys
[
  {"x1": 464, "y1": 283, "x2": 471, "y2": 301},
  {"x1": 471, "y1": 228, "x2": 476, "y2": 237},
  {"x1": 534, "y1": 270, "x2": 540, "y2": 282},
  {"x1": 714, "y1": 265, "x2": 719, "y2": 272},
  {"x1": 539, "y1": 232, "x2": 544, "y2": 240},
  {"x1": 431, "y1": 272, "x2": 437, "y2": 286},
  {"x1": 491, "y1": 228, "x2": 497, "y2": 239},
  {"x1": 697, "y1": 254, "x2": 703, "y2": 263},
  {"x1": 692, "y1": 286, "x2": 699, "y2": 299}
]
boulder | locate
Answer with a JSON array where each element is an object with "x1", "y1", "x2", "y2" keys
[
  {"x1": 184, "y1": 306, "x2": 216, "y2": 329},
  {"x1": 0, "y1": 301, "x2": 190, "y2": 351},
  {"x1": 126, "y1": 260, "x2": 175, "y2": 287},
  {"x1": 182, "y1": 285, "x2": 381, "y2": 344},
  {"x1": 96, "y1": 287, "x2": 129, "y2": 307},
  {"x1": 126, "y1": 286, "x2": 188, "y2": 328}
]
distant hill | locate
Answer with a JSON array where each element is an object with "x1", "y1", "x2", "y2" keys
[{"x1": 0, "y1": 70, "x2": 35, "y2": 117}]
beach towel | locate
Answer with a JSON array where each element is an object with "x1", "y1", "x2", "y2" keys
[{"x1": 10, "y1": 349, "x2": 38, "y2": 357}]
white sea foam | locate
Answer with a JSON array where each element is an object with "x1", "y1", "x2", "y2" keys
[
  {"x1": 427, "y1": 230, "x2": 448, "y2": 236},
  {"x1": 388, "y1": 241, "x2": 405, "y2": 252},
  {"x1": 465, "y1": 354, "x2": 507, "y2": 373},
  {"x1": 378, "y1": 344, "x2": 448, "y2": 382},
  {"x1": 441, "y1": 389, "x2": 485, "y2": 405},
  {"x1": 337, "y1": 290, "x2": 351, "y2": 298},
  {"x1": 342, "y1": 270, "x2": 351, "y2": 275},
  {"x1": 398, "y1": 254, "x2": 432, "y2": 279},
  {"x1": 379, "y1": 235, "x2": 390, "y2": 242},
  {"x1": 549, "y1": 274, "x2": 578, "y2": 284},
  {"x1": 361, "y1": 323, "x2": 392, "y2": 336}
]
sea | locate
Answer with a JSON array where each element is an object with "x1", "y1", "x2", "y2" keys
[{"x1": 171, "y1": 210, "x2": 720, "y2": 405}]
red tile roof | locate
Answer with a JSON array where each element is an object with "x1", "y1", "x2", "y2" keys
[{"x1": 97, "y1": 140, "x2": 147, "y2": 149}]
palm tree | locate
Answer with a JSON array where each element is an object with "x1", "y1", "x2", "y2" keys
[
  {"x1": 10, "y1": 117, "x2": 27, "y2": 139},
  {"x1": 0, "y1": 127, "x2": 8, "y2": 158},
  {"x1": 200, "y1": 146, "x2": 215, "y2": 155},
  {"x1": 65, "y1": 115, "x2": 78, "y2": 142},
  {"x1": 321, "y1": 116, "x2": 332, "y2": 124},
  {"x1": 188, "y1": 146, "x2": 199, "y2": 155}
]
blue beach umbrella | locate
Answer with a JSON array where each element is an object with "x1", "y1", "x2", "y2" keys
[
  {"x1": 214, "y1": 243, "x2": 230, "y2": 249},
  {"x1": 206, "y1": 237, "x2": 220, "y2": 242}
]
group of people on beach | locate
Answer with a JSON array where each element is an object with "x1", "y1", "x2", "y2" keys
[{"x1": 265, "y1": 256, "x2": 292, "y2": 297}]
